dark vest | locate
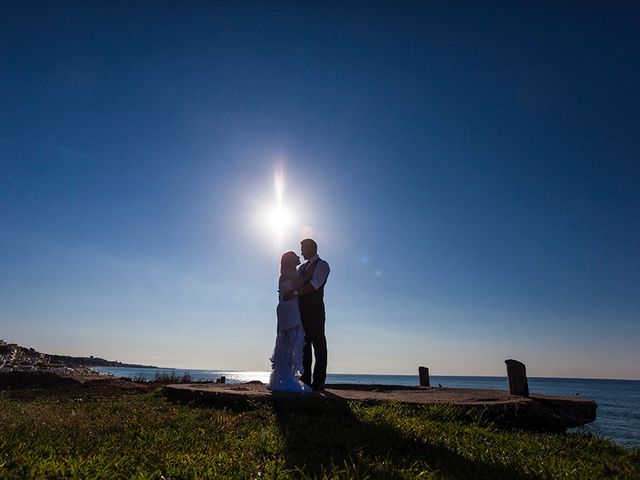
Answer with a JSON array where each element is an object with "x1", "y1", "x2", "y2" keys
[{"x1": 299, "y1": 258, "x2": 328, "y2": 312}]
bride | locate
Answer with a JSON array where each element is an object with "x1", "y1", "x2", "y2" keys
[{"x1": 268, "y1": 251, "x2": 311, "y2": 392}]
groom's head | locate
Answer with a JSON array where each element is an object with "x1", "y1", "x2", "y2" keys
[{"x1": 300, "y1": 238, "x2": 317, "y2": 260}]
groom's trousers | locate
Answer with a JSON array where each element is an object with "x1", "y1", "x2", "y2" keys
[{"x1": 300, "y1": 304, "x2": 327, "y2": 387}]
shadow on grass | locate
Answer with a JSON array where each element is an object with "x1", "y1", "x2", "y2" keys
[
  {"x1": 271, "y1": 393, "x2": 543, "y2": 480},
  {"x1": 163, "y1": 386, "x2": 543, "y2": 479}
]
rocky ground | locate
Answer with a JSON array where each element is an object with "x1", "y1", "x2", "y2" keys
[{"x1": 0, "y1": 371, "x2": 152, "y2": 400}]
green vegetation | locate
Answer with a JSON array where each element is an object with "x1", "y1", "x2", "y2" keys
[
  {"x1": 131, "y1": 370, "x2": 194, "y2": 384},
  {"x1": 1, "y1": 388, "x2": 638, "y2": 479}
]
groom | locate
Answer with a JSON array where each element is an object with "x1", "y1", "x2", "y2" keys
[{"x1": 284, "y1": 238, "x2": 330, "y2": 390}]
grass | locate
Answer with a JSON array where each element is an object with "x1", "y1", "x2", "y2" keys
[
  {"x1": 130, "y1": 371, "x2": 195, "y2": 384},
  {"x1": 1, "y1": 386, "x2": 638, "y2": 479}
]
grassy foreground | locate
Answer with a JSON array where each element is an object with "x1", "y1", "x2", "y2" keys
[{"x1": 1, "y1": 386, "x2": 638, "y2": 479}]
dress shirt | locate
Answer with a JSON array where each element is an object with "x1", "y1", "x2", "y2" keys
[{"x1": 301, "y1": 254, "x2": 330, "y2": 290}]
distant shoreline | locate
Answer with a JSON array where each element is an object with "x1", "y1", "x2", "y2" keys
[
  {"x1": 0, "y1": 341, "x2": 157, "y2": 373},
  {"x1": 48, "y1": 354, "x2": 157, "y2": 369}
]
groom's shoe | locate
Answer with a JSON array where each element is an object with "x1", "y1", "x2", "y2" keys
[{"x1": 311, "y1": 383, "x2": 325, "y2": 391}]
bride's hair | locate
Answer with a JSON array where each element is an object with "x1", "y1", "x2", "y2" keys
[{"x1": 280, "y1": 251, "x2": 299, "y2": 280}]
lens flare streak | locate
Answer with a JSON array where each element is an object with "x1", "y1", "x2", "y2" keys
[{"x1": 274, "y1": 165, "x2": 285, "y2": 207}]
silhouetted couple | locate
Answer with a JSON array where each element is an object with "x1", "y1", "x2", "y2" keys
[{"x1": 268, "y1": 238, "x2": 330, "y2": 392}]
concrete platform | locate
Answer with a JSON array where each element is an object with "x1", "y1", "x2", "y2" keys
[{"x1": 164, "y1": 382, "x2": 597, "y2": 432}]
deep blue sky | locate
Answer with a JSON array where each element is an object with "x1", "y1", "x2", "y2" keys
[{"x1": 1, "y1": 2, "x2": 639, "y2": 378}]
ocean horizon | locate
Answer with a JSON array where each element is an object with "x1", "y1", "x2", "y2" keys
[{"x1": 96, "y1": 367, "x2": 640, "y2": 449}]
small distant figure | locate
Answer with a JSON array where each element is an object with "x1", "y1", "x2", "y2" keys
[
  {"x1": 284, "y1": 238, "x2": 330, "y2": 391},
  {"x1": 268, "y1": 251, "x2": 311, "y2": 392},
  {"x1": 438, "y1": 383, "x2": 443, "y2": 388}
]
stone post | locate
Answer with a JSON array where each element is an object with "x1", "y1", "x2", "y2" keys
[
  {"x1": 418, "y1": 366, "x2": 430, "y2": 387},
  {"x1": 505, "y1": 359, "x2": 529, "y2": 396}
]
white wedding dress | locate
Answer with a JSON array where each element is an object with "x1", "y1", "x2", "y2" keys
[{"x1": 268, "y1": 278, "x2": 311, "y2": 392}]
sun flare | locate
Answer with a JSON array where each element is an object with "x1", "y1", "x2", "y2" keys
[
  {"x1": 253, "y1": 162, "x2": 299, "y2": 247},
  {"x1": 267, "y1": 206, "x2": 291, "y2": 234}
]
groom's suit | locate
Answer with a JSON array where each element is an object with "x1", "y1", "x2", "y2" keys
[{"x1": 298, "y1": 255, "x2": 330, "y2": 388}]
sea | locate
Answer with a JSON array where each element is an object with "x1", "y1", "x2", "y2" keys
[{"x1": 95, "y1": 367, "x2": 640, "y2": 449}]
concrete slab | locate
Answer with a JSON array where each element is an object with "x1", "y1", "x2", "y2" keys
[{"x1": 164, "y1": 382, "x2": 597, "y2": 432}]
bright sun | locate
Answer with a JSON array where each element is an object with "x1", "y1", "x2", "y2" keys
[
  {"x1": 268, "y1": 206, "x2": 291, "y2": 234},
  {"x1": 251, "y1": 161, "x2": 314, "y2": 250},
  {"x1": 256, "y1": 163, "x2": 297, "y2": 246}
]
